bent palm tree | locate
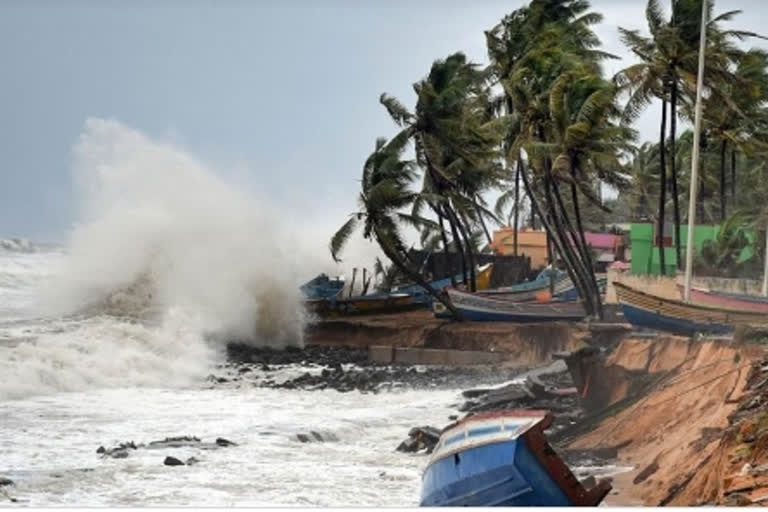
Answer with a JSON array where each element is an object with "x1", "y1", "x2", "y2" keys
[{"x1": 329, "y1": 135, "x2": 462, "y2": 319}]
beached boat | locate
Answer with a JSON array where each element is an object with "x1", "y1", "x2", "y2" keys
[
  {"x1": 306, "y1": 292, "x2": 419, "y2": 317},
  {"x1": 675, "y1": 284, "x2": 768, "y2": 313},
  {"x1": 434, "y1": 288, "x2": 586, "y2": 322},
  {"x1": 394, "y1": 274, "x2": 462, "y2": 305},
  {"x1": 555, "y1": 276, "x2": 608, "y2": 301},
  {"x1": 490, "y1": 268, "x2": 564, "y2": 293},
  {"x1": 394, "y1": 264, "x2": 494, "y2": 305},
  {"x1": 300, "y1": 274, "x2": 344, "y2": 299},
  {"x1": 614, "y1": 281, "x2": 768, "y2": 335},
  {"x1": 420, "y1": 410, "x2": 611, "y2": 506},
  {"x1": 479, "y1": 274, "x2": 570, "y2": 302}
]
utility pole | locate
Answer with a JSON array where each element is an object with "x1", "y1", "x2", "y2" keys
[{"x1": 683, "y1": 0, "x2": 707, "y2": 302}]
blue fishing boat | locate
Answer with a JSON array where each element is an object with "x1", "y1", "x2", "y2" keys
[
  {"x1": 420, "y1": 410, "x2": 611, "y2": 506},
  {"x1": 478, "y1": 273, "x2": 570, "y2": 302},
  {"x1": 394, "y1": 273, "x2": 465, "y2": 305},
  {"x1": 300, "y1": 274, "x2": 344, "y2": 299},
  {"x1": 555, "y1": 276, "x2": 608, "y2": 301},
  {"x1": 614, "y1": 281, "x2": 768, "y2": 335},
  {"x1": 435, "y1": 288, "x2": 586, "y2": 322},
  {"x1": 394, "y1": 265, "x2": 493, "y2": 305}
]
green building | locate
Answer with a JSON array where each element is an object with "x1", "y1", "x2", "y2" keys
[{"x1": 629, "y1": 222, "x2": 756, "y2": 276}]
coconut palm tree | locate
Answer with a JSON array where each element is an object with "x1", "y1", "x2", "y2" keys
[
  {"x1": 617, "y1": 0, "x2": 763, "y2": 272},
  {"x1": 625, "y1": 142, "x2": 660, "y2": 220},
  {"x1": 475, "y1": 0, "x2": 622, "y2": 317},
  {"x1": 380, "y1": 52, "x2": 504, "y2": 292},
  {"x1": 701, "y1": 48, "x2": 768, "y2": 220},
  {"x1": 329, "y1": 135, "x2": 462, "y2": 319},
  {"x1": 521, "y1": 69, "x2": 635, "y2": 316},
  {"x1": 486, "y1": 0, "x2": 613, "y2": 258}
]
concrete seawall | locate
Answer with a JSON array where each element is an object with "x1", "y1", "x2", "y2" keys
[
  {"x1": 368, "y1": 345, "x2": 511, "y2": 366},
  {"x1": 305, "y1": 310, "x2": 593, "y2": 369}
]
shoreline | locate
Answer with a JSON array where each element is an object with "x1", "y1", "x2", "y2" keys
[{"x1": 261, "y1": 310, "x2": 768, "y2": 506}]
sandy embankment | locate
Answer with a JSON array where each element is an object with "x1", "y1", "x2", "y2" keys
[
  {"x1": 304, "y1": 310, "x2": 768, "y2": 506},
  {"x1": 568, "y1": 335, "x2": 765, "y2": 506}
]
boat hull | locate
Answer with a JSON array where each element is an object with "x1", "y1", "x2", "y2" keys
[
  {"x1": 619, "y1": 302, "x2": 734, "y2": 335},
  {"x1": 436, "y1": 288, "x2": 586, "y2": 322},
  {"x1": 300, "y1": 274, "x2": 344, "y2": 299},
  {"x1": 677, "y1": 285, "x2": 768, "y2": 314},
  {"x1": 422, "y1": 435, "x2": 571, "y2": 506},
  {"x1": 420, "y1": 410, "x2": 610, "y2": 507},
  {"x1": 306, "y1": 294, "x2": 419, "y2": 317},
  {"x1": 615, "y1": 281, "x2": 768, "y2": 335}
]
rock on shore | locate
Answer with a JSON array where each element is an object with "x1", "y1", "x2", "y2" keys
[
  {"x1": 218, "y1": 344, "x2": 524, "y2": 394},
  {"x1": 96, "y1": 435, "x2": 238, "y2": 461}
]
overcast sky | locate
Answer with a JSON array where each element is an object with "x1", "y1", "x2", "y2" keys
[{"x1": 1, "y1": 0, "x2": 766, "y2": 243}]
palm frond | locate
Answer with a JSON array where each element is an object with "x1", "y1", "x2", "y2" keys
[{"x1": 329, "y1": 215, "x2": 360, "y2": 262}]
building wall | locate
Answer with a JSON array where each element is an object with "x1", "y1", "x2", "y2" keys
[
  {"x1": 492, "y1": 228, "x2": 549, "y2": 269},
  {"x1": 605, "y1": 269, "x2": 764, "y2": 304},
  {"x1": 629, "y1": 222, "x2": 755, "y2": 276}
]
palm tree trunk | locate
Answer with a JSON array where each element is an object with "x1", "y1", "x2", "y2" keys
[
  {"x1": 670, "y1": 78, "x2": 682, "y2": 266},
  {"x1": 444, "y1": 203, "x2": 468, "y2": 287},
  {"x1": 658, "y1": 98, "x2": 668, "y2": 276},
  {"x1": 451, "y1": 206, "x2": 477, "y2": 292},
  {"x1": 720, "y1": 140, "x2": 727, "y2": 222},
  {"x1": 546, "y1": 231, "x2": 553, "y2": 265},
  {"x1": 569, "y1": 180, "x2": 603, "y2": 319},
  {"x1": 548, "y1": 190, "x2": 595, "y2": 316},
  {"x1": 519, "y1": 159, "x2": 595, "y2": 316},
  {"x1": 349, "y1": 267, "x2": 357, "y2": 298},
  {"x1": 374, "y1": 227, "x2": 463, "y2": 320},
  {"x1": 514, "y1": 159, "x2": 521, "y2": 256},
  {"x1": 731, "y1": 149, "x2": 737, "y2": 202},
  {"x1": 542, "y1": 169, "x2": 596, "y2": 316},
  {"x1": 361, "y1": 268, "x2": 370, "y2": 295},
  {"x1": 435, "y1": 205, "x2": 456, "y2": 286},
  {"x1": 551, "y1": 179, "x2": 600, "y2": 316}
]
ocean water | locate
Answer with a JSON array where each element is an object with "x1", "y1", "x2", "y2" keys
[
  {"x1": 0, "y1": 120, "x2": 630, "y2": 506},
  {"x1": 0, "y1": 245, "x2": 468, "y2": 506}
]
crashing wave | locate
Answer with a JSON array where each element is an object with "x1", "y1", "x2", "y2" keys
[
  {"x1": 76, "y1": 270, "x2": 161, "y2": 322},
  {"x1": 0, "y1": 238, "x2": 35, "y2": 253}
]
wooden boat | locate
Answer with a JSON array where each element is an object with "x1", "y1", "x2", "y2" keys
[
  {"x1": 675, "y1": 284, "x2": 768, "y2": 313},
  {"x1": 555, "y1": 276, "x2": 608, "y2": 301},
  {"x1": 300, "y1": 274, "x2": 344, "y2": 299},
  {"x1": 478, "y1": 272, "x2": 570, "y2": 302},
  {"x1": 306, "y1": 292, "x2": 419, "y2": 317},
  {"x1": 478, "y1": 276, "x2": 570, "y2": 302},
  {"x1": 434, "y1": 288, "x2": 586, "y2": 322},
  {"x1": 614, "y1": 281, "x2": 768, "y2": 335},
  {"x1": 394, "y1": 265, "x2": 493, "y2": 305},
  {"x1": 420, "y1": 410, "x2": 611, "y2": 506}
]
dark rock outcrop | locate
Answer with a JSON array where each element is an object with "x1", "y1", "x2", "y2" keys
[
  {"x1": 98, "y1": 441, "x2": 138, "y2": 459},
  {"x1": 396, "y1": 426, "x2": 441, "y2": 454},
  {"x1": 163, "y1": 456, "x2": 185, "y2": 466}
]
